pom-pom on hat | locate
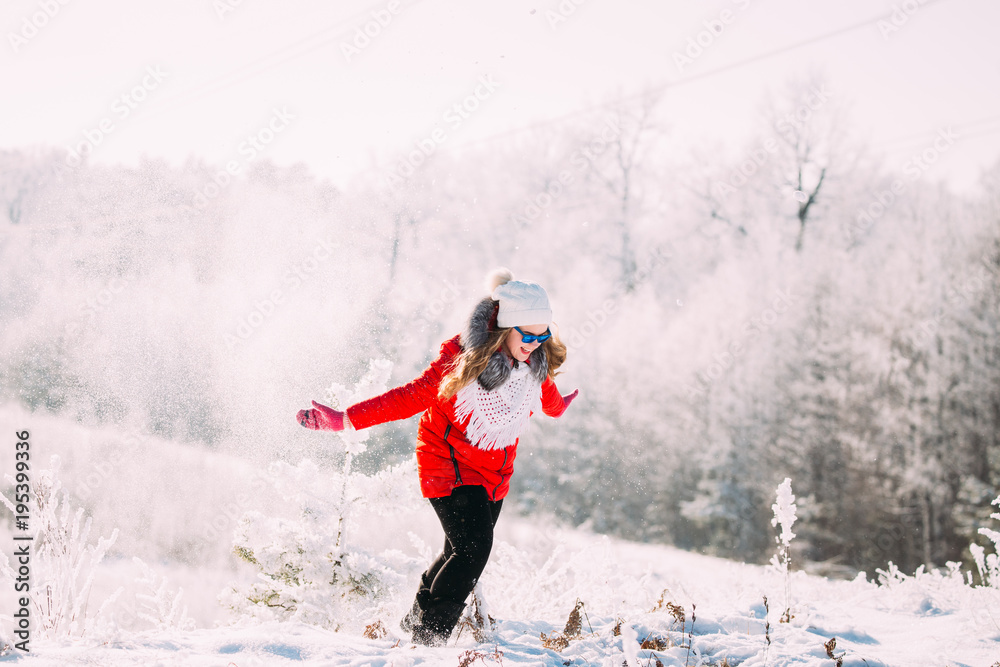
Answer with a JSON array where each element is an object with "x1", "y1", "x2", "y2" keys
[{"x1": 488, "y1": 267, "x2": 552, "y2": 328}]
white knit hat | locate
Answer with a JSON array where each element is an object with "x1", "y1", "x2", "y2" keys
[{"x1": 488, "y1": 268, "x2": 552, "y2": 327}]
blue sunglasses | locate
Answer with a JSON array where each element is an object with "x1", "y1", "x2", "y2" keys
[{"x1": 514, "y1": 326, "x2": 552, "y2": 344}]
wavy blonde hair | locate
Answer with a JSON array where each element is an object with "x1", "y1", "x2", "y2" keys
[{"x1": 438, "y1": 325, "x2": 567, "y2": 401}]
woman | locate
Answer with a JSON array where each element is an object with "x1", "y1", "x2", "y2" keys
[{"x1": 295, "y1": 269, "x2": 578, "y2": 646}]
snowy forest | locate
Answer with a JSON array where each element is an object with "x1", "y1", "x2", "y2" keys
[{"x1": 2, "y1": 79, "x2": 998, "y2": 586}]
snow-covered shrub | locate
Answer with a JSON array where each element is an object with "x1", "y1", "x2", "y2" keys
[
  {"x1": 769, "y1": 477, "x2": 797, "y2": 623},
  {"x1": 873, "y1": 493, "x2": 1000, "y2": 597},
  {"x1": 86, "y1": 558, "x2": 196, "y2": 640},
  {"x1": 0, "y1": 456, "x2": 120, "y2": 639},
  {"x1": 322, "y1": 358, "x2": 394, "y2": 457},
  {"x1": 223, "y1": 359, "x2": 425, "y2": 631},
  {"x1": 485, "y1": 535, "x2": 614, "y2": 622},
  {"x1": 223, "y1": 457, "x2": 422, "y2": 630},
  {"x1": 971, "y1": 494, "x2": 1000, "y2": 587},
  {"x1": 455, "y1": 582, "x2": 497, "y2": 643},
  {"x1": 130, "y1": 558, "x2": 195, "y2": 631}
]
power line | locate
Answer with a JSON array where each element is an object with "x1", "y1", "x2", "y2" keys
[
  {"x1": 452, "y1": 0, "x2": 956, "y2": 151},
  {"x1": 875, "y1": 114, "x2": 1000, "y2": 150},
  {"x1": 115, "y1": 0, "x2": 982, "y2": 173},
  {"x1": 878, "y1": 123, "x2": 1000, "y2": 155},
  {"x1": 138, "y1": 0, "x2": 952, "y2": 140},
  {"x1": 956, "y1": 125, "x2": 1000, "y2": 142},
  {"x1": 132, "y1": 0, "x2": 427, "y2": 126}
]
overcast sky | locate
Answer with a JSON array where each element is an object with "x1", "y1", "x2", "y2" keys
[{"x1": 3, "y1": 0, "x2": 998, "y2": 192}]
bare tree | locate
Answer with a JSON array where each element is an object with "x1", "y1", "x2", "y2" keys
[
  {"x1": 590, "y1": 91, "x2": 666, "y2": 291},
  {"x1": 763, "y1": 74, "x2": 846, "y2": 252}
]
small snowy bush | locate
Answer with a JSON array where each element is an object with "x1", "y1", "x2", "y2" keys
[
  {"x1": 874, "y1": 493, "x2": 1000, "y2": 593},
  {"x1": 224, "y1": 457, "x2": 423, "y2": 629},
  {"x1": 321, "y1": 358, "x2": 394, "y2": 456},
  {"x1": 129, "y1": 558, "x2": 195, "y2": 631},
  {"x1": 224, "y1": 359, "x2": 424, "y2": 631},
  {"x1": 971, "y1": 494, "x2": 1000, "y2": 588},
  {"x1": 770, "y1": 477, "x2": 797, "y2": 623},
  {"x1": 0, "y1": 456, "x2": 120, "y2": 639}
]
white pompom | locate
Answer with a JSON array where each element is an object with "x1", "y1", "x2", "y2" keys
[{"x1": 486, "y1": 267, "x2": 514, "y2": 294}]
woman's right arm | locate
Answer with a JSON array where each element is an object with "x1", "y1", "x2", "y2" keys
[{"x1": 345, "y1": 337, "x2": 461, "y2": 430}]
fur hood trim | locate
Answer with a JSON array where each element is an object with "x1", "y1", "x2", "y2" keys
[{"x1": 460, "y1": 296, "x2": 548, "y2": 391}]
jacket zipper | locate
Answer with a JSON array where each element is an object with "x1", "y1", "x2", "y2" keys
[
  {"x1": 444, "y1": 424, "x2": 463, "y2": 485},
  {"x1": 493, "y1": 447, "x2": 509, "y2": 498}
]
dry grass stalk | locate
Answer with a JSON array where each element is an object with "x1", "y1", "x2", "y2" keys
[
  {"x1": 652, "y1": 590, "x2": 687, "y2": 626},
  {"x1": 362, "y1": 620, "x2": 387, "y2": 640},
  {"x1": 763, "y1": 596, "x2": 772, "y2": 655},
  {"x1": 685, "y1": 604, "x2": 697, "y2": 667},
  {"x1": 667, "y1": 603, "x2": 686, "y2": 628},
  {"x1": 824, "y1": 637, "x2": 844, "y2": 666},
  {"x1": 457, "y1": 645, "x2": 504, "y2": 667},
  {"x1": 456, "y1": 589, "x2": 497, "y2": 643},
  {"x1": 652, "y1": 589, "x2": 693, "y2": 659},
  {"x1": 539, "y1": 632, "x2": 570, "y2": 652},
  {"x1": 640, "y1": 634, "x2": 669, "y2": 651},
  {"x1": 563, "y1": 599, "x2": 585, "y2": 636},
  {"x1": 540, "y1": 599, "x2": 588, "y2": 652}
]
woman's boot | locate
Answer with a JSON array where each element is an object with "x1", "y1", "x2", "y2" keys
[
  {"x1": 411, "y1": 599, "x2": 466, "y2": 646},
  {"x1": 400, "y1": 588, "x2": 431, "y2": 633},
  {"x1": 400, "y1": 571, "x2": 435, "y2": 633}
]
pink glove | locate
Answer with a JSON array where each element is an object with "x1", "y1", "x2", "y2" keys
[
  {"x1": 296, "y1": 400, "x2": 346, "y2": 431},
  {"x1": 561, "y1": 389, "x2": 579, "y2": 412}
]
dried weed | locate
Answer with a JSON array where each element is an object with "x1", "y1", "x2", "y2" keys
[
  {"x1": 823, "y1": 637, "x2": 844, "y2": 667},
  {"x1": 457, "y1": 645, "x2": 504, "y2": 667},
  {"x1": 456, "y1": 589, "x2": 497, "y2": 643},
  {"x1": 540, "y1": 599, "x2": 588, "y2": 652},
  {"x1": 363, "y1": 620, "x2": 387, "y2": 640},
  {"x1": 640, "y1": 634, "x2": 669, "y2": 651},
  {"x1": 652, "y1": 590, "x2": 687, "y2": 630}
]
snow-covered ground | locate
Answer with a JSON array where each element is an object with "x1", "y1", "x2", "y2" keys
[
  {"x1": 1, "y1": 405, "x2": 998, "y2": 666},
  {"x1": 4, "y1": 529, "x2": 999, "y2": 667}
]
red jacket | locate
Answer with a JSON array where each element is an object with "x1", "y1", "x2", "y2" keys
[{"x1": 346, "y1": 335, "x2": 569, "y2": 500}]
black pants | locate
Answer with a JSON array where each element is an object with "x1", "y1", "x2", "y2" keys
[{"x1": 422, "y1": 485, "x2": 503, "y2": 604}]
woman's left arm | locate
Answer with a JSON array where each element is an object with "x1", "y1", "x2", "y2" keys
[
  {"x1": 297, "y1": 338, "x2": 461, "y2": 432},
  {"x1": 541, "y1": 377, "x2": 579, "y2": 418},
  {"x1": 346, "y1": 338, "x2": 461, "y2": 430}
]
